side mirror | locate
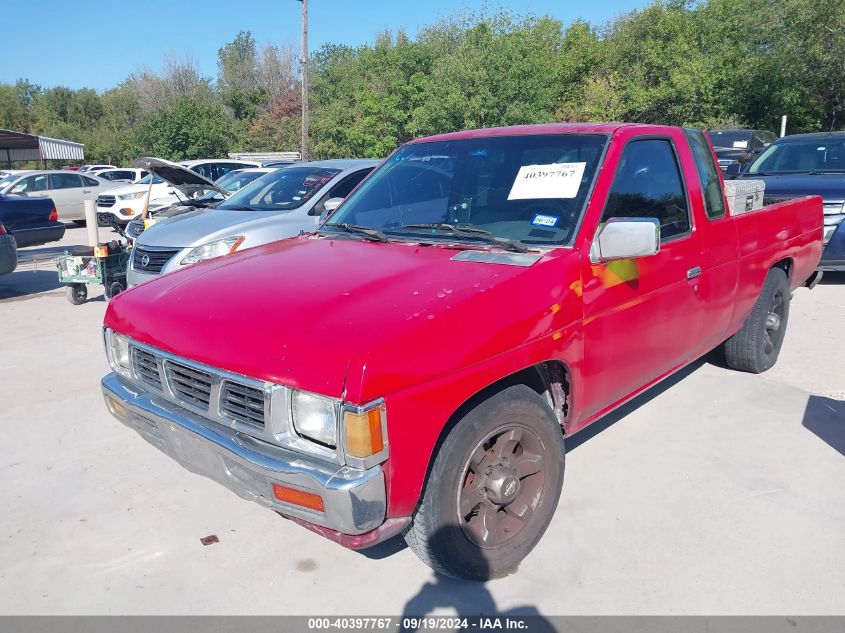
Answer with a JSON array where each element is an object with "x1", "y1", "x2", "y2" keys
[
  {"x1": 319, "y1": 197, "x2": 345, "y2": 224},
  {"x1": 10, "y1": 185, "x2": 25, "y2": 194},
  {"x1": 590, "y1": 217, "x2": 660, "y2": 263}
]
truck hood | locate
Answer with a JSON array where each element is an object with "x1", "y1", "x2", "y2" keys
[
  {"x1": 105, "y1": 236, "x2": 580, "y2": 401},
  {"x1": 137, "y1": 208, "x2": 318, "y2": 248},
  {"x1": 741, "y1": 173, "x2": 845, "y2": 201}
]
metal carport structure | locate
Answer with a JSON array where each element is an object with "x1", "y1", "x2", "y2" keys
[{"x1": 0, "y1": 129, "x2": 84, "y2": 168}]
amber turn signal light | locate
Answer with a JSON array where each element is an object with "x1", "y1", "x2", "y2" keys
[
  {"x1": 272, "y1": 483, "x2": 325, "y2": 512},
  {"x1": 344, "y1": 405, "x2": 385, "y2": 458}
]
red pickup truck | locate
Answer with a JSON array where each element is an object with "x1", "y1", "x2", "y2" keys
[{"x1": 101, "y1": 123, "x2": 823, "y2": 580}]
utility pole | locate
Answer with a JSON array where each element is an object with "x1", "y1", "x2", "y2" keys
[{"x1": 299, "y1": 0, "x2": 309, "y2": 161}]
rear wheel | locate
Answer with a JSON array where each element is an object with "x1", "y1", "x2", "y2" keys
[
  {"x1": 66, "y1": 284, "x2": 87, "y2": 305},
  {"x1": 404, "y1": 385, "x2": 564, "y2": 580},
  {"x1": 72, "y1": 220, "x2": 86, "y2": 226},
  {"x1": 724, "y1": 267, "x2": 790, "y2": 373}
]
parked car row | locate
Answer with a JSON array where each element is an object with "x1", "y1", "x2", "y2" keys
[
  {"x1": 126, "y1": 158, "x2": 377, "y2": 286},
  {"x1": 96, "y1": 158, "x2": 261, "y2": 226},
  {"x1": 100, "y1": 122, "x2": 824, "y2": 580}
]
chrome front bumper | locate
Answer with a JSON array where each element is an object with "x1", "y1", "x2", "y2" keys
[{"x1": 101, "y1": 372, "x2": 386, "y2": 535}]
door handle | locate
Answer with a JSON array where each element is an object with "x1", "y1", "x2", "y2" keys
[
  {"x1": 687, "y1": 266, "x2": 702, "y2": 280},
  {"x1": 83, "y1": 189, "x2": 91, "y2": 193}
]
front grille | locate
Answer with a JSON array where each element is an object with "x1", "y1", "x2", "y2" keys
[
  {"x1": 124, "y1": 342, "x2": 275, "y2": 441},
  {"x1": 166, "y1": 362, "x2": 213, "y2": 409},
  {"x1": 220, "y1": 381, "x2": 266, "y2": 428},
  {"x1": 97, "y1": 195, "x2": 116, "y2": 208},
  {"x1": 131, "y1": 246, "x2": 179, "y2": 274},
  {"x1": 126, "y1": 220, "x2": 145, "y2": 239},
  {"x1": 132, "y1": 348, "x2": 162, "y2": 390},
  {"x1": 97, "y1": 212, "x2": 116, "y2": 227}
]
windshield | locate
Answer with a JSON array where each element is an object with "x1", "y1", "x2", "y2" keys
[
  {"x1": 748, "y1": 137, "x2": 845, "y2": 174},
  {"x1": 323, "y1": 134, "x2": 607, "y2": 246},
  {"x1": 136, "y1": 174, "x2": 164, "y2": 185},
  {"x1": 707, "y1": 130, "x2": 754, "y2": 149},
  {"x1": 0, "y1": 173, "x2": 19, "y2": 189},
  {"x1": 217, "y1": 167, "x2": 340, "y2": 211}
]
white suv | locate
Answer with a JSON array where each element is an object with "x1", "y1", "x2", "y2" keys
[{"x1": 96, "y1": 159, "x2": 259, "y2": 225}]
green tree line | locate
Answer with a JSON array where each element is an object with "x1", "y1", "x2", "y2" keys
[{"x1": 1, "y1": 0, "x2": 842, "y2": 164}]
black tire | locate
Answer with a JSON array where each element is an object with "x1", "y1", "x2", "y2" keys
[
  {"x1": 404, "y1": 384, "x2": 564, "y2": 580},
  {"x1": 66, "y1": 284, "x2": 87, "y2": 305},
  {"x1": 724, "y1": 267, "x2": 790, "y2": 373},
  {"x1": 105, "y1": 281, "x2": 125, "y2": 300},
  {"x1": 72, "y1": 220, "x2": 86, "y2": 226}
]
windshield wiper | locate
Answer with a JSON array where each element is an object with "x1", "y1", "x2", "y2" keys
[
  {"x1": 804, "y1": 171, "x2": 845, "y2": 175},
  {"x1": 402, "y1": 223, "x2": 529, "y2": 253},
  {"x1": 329, "y1": 223, "x2": 389, "y2": 243}
]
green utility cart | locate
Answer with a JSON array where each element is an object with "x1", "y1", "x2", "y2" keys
[{"x1": 57, "y1": 250, "x2": 131, "y2": 304}]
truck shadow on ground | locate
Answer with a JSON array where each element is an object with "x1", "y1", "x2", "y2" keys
[
  {"x1": 802, "y1": 395, "x2": 845, "y2": 457},
  {"x1": 397, "y1": 528, "x2": 555, "y2": 630},
  {"x1": 566, "y1": 353, "x2": 711, "y2": 452}
]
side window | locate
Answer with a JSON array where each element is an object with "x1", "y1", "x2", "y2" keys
[
  {"x1": 684, "y1": 128, "x2": 727, "y2": 220},
  {"x1": 331, "y1": 169, "x2": 372, "y2": 199},
  {"x1": 217, "y1": 163, "x2": 246, "y2": 179},
  {"x1": 192, "y1": 164, "x2": 214, "y2": 180},
  {"x1": 601, "y1": 139, "x2": 691, "y2": 240},
  {"x1": 51, "y1": 173, "x2": 83, "y2": 189},
  {"x1": 15, "y1": 174, "x2": 49, "y2": 193},
  {"x1": 82, "y1": 176, "x2": 100, "y2": 187},
  {"x1": 310, "y1": 169, "x2": 374, "y2": 216}
]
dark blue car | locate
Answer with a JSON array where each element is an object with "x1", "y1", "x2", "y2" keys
[
  {"x1": 0, "y1": 192, "x2": 66, "y2": 249},
  {"x1": 737, "y1": 131, "x2": 845, "y2": 271}
]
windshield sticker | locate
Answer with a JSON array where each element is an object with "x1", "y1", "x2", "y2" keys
[
  {"x1": 531, "y1": 214, "x2": 559, "y2": 227},
  {"x1": 508, "y1": 162, "x2": 586, "y2": 200},
  {"x1": 732, "y1": 140, "x2": 749, "y2": 149}
]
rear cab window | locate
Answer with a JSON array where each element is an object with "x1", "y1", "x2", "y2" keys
[{"x1": 684, "y1": 128, "x2": 727, "y2": 220}]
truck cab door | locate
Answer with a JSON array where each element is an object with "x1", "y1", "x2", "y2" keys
[{"x1": 580, "y1": 136, "x2": 705, "y2": 419}]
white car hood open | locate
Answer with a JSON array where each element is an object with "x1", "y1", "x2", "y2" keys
[{"x1": 131, "y1": 157, "x2": 230, "y2": 198}]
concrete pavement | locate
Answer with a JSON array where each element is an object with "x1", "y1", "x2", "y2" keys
[{"x1": 1, "y1": 225, "x2": 843, "y2": 615}]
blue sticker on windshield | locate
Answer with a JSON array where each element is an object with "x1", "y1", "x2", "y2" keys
[{"x1": 531, "y1": 214, "x2": 559, "y2": 227}]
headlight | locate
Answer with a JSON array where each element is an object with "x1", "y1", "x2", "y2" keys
[
  {"x1": 180, "y1": 236, "x2": 245, "y2": 265},
  {"x1": 118, "y1": 191, "x2": 147, "y2": 200},
  {"x1": 105, "y1": 328, "x2": 131, "y2": 378},
  {"x1": 291, "y1": 390, "x2": 338, "y2": 446}
]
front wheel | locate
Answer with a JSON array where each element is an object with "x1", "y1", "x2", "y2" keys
[
  {"x1": 404, "y1": 384, "x2": 564, "y2": 580},
  {"x1": 724, "y1": 267, "x2": 790, "y2": 373}
]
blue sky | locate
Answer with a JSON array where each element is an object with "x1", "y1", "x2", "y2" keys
[{"x1": 3, "y1": 0, "x2": 648, "y2": 91}]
